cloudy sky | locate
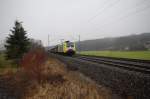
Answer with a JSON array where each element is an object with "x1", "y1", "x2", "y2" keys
[{"x1": 0, "y1": 0, "x2": 150, "y2": 46}]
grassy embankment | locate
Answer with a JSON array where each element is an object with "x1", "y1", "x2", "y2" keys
[
  {"x1": 25, "y1": 57, "x2": 112, "y2": 99},
  {"x1": 0, "y1": 53, "x2": 17, "y2": 74},
  {"x1": 79, "y1": 51, "x2": 150, "y2": 60},
  {"x1": 3, "y1": 48, "x2": 112, "y2": 99}
]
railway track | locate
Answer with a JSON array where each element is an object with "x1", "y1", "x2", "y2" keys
[
  {"x1": 74, "y1": 55, "x2": 150, "y2": 74},
  {"x1": 50, "y1": 53, "x2": 150, "y2": 98}
]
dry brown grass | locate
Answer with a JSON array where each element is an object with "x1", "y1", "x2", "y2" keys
[
  {"x1": 25, "y1": 58, "x2": 112, "y2": 99},
  {"x1": 0, "y1": 67, "x2": 17, "y2": 76}
]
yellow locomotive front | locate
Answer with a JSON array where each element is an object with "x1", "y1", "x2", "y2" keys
[{"x1": 63, "y1": 41, "x2": 76, "y2": 55}]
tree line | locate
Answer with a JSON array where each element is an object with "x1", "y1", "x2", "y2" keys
[{"x1": 76, "y1": 33, "x2": 150, "y2": 51}]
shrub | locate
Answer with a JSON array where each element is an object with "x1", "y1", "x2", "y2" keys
[{"x1": 20, "y1": 48, "x2": 48, "y2": 83}]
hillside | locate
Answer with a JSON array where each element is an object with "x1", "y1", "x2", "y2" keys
[{"x1": 76, "y1": 33, "x2": 150, "y2": 51}]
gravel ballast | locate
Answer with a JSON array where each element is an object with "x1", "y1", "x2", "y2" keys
[{"x1": 52, "y1": 54, "x2": 150, "y2": 99}]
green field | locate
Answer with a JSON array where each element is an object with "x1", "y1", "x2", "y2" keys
[
  {"x1": 0, "y1": 54, "x2": 9, "y2": 68},
  {"x1": 0, "y1": 53, "x2": 17, "y2": 68},
  {"x1": 79, "y1": 51, "x2": 150, "y2": 60},
  {"x1": 0, "y1": 53, "x2": 18, "y2": 74}
]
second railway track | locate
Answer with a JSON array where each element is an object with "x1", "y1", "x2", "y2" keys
[{"x1": 74, "y1": 55, "x2": 150, "y2": 74}]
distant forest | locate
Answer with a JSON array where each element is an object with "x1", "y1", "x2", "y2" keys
[{"x1": 76, "y1": 33, "x2": 150, "y2": 51}]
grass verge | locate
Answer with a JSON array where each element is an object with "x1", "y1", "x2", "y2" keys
[
  {"x1": 0, "y1": 53, "x2": 18, "y2": 75},
  {"x1": 79, "y1": 51, "x2": 150, "y2": 60},
  {"x1": 25, "y1": 58, "x2": 113, "y2": 99}
]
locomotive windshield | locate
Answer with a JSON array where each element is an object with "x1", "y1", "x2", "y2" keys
[{"x1": 66, "y1": 42, "x2": 74, "y2": 47}]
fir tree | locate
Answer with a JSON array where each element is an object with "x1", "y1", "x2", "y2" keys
[{"x1": 5, "y1": 20, "x2": 30, "y2": 63}]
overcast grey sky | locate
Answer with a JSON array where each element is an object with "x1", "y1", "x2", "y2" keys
[{"x1": 0, "y1": 0, "x2": 150, "y2": 46}]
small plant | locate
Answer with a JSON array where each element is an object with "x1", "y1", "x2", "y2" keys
[{"x1": 20, "y1": 47, "x2": 48, "y2": 83}]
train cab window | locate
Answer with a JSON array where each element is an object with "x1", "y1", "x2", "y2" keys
[{"x1": 67, "y1": 42, "x2": 74, "y2": 47}]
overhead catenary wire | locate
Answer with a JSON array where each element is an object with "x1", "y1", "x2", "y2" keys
[
  {"x1": 88, "y1": 0, "x2": 150, "y2": 33},
  {"x1": 94, "y1": 0, "x2": 150, "y2": 27},
  {"x1": 88, "y1": 0, "x2": 147, "y2": 23},
  {"x1": 113, "y1": 2, "x2": 150, "y2": 24},
  {"x1": 88, "y1": 0, "x2": 121, "y2": 22},
  {"x1": 96, "y1": 1, "x2": 150, "y2": 29}
]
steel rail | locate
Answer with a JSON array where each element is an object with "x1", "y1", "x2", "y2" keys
[{"x1": 74, "y1": 55, "x2": 150, "y2": 74}]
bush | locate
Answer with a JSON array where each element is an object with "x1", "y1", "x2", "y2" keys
[{"x1": 20, "y1": 48, "x2": 48, "y2": 83}]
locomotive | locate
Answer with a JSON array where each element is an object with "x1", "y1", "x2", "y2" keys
[{"x1": 50, "y1": 41, "x2": 76, "y2": 55}]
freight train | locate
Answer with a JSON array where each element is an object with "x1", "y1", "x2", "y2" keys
[{"x1": 50, "y1": 41, "x2": 76, "y2": 56}]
